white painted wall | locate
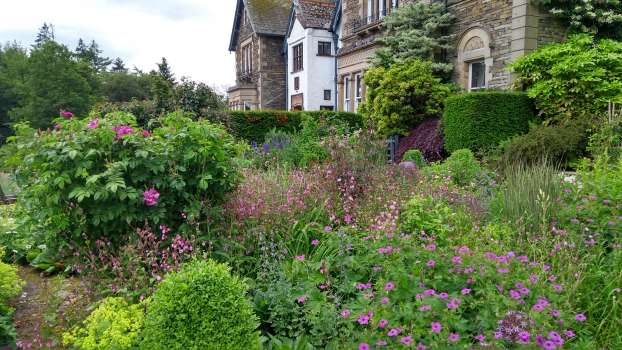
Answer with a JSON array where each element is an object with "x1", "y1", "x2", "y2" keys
[{"x1": 287, "y1": 18, "x2": 336, "y2": 111}]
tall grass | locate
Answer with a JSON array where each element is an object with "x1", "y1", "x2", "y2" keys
[{"x1": 490, "y1": 162, "x2": 563, "y2": 243}]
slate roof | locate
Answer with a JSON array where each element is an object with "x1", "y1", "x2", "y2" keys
[
  {"x1": 229, "y1": 0, "x2": 291, "y2": 51},
  {"x1": 294, "y1": 0, "x2": 337, "y2": 30}
]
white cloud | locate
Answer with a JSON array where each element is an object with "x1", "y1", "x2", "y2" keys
[{"x1": 0, "y1": 0, "x2": 237, "y2": 89}]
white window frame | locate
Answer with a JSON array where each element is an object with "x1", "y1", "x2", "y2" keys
[
  {"x1": 242, "y1": 43, "x2": 252, "y2": 75},
  {"x1": 344, "y1": 76, "x2": 350, "y2": 112},
  {"x1": 380, "y1": 0, "x2": 386, "y2": 18},
  {"x1": 468, "y1": 60, "x2": 486, "y2": 91},
  {"x1": 354, "y1": 74, "x2": 362, "y2": 111}
]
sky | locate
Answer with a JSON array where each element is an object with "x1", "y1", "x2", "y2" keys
[{"x1": 0, "y1": 0, "x2": 237, "y2": 92}]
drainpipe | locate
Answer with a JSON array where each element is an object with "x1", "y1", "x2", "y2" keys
[{"x1": 332, "y1": 31, "x2": 339, "y2": 111}]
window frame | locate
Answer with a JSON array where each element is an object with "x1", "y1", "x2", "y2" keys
[
  {"x1": 344, "y1": 76, "x2": 350, "y2": 112},
  {"x1": 324, "y1": 89, "x2": 331, "y2": 101},
  {"x1": 294, "y1": 76, "x2": 300, "y2": 91},
  {"x1": 468, "y1": 60, "x2": 486, "y2": 91},
  {"x1": 241, "y1": 43, "x2": 252, "y2": 75},
  {"x1": 318, "y1": 41, "x2": 332, "y2": 56},
  {"x1": 354, "y1": 74, "x2": 362, "y2": 111},
  {"x1": 293, "y1": 43, "x2": 304, "y2": 72}
]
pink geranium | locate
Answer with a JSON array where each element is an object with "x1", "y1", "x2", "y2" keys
[{"x1": 143, "y1": 188, "x2": 160, "y2": 206}]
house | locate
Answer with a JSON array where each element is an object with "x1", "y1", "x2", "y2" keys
[
  {"x1": 227, "y1": 0, "x2": 291, "y2": 110},
  {"x1": 228, "y1": 0, "x2": 565, "y2": 112},
  {"x1": 335, "y1": 0, "x2": 565, "y2": 112},
  {"x1": 285, "y1": 0, "x2": 339, "y2": 111}
]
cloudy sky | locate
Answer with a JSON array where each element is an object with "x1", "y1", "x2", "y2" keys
[{"x1": 0, "y1": 0, "x2": 237, "y2": 91}]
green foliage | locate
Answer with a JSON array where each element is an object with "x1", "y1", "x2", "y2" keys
[
  {"x1": 402, "y1": 149, "x2": 427, "y2": 168},
  {"x1": 588, "y1": 107, "x2": 622, "y2": 162},
  {"x1": 63, "y1": 297, "x2": 145, "y2": 350},
  {"x1": 512, "y1": 34, "x2": 622, "y2": 123},
  {"x1": 0, "y1": 43, "x2": 29, "y2": 142},
  {"x1": 229, "y1": 110, "x2": 363, "y2": 142},
  {"x1": 442, "y1": 92, "x2": 535, "y2": 153},
  {"x1": 500, "y1": 121, "x2": 589, "y2": 167},
  {"x1": 8, "y1": 41, "x2": 100, "y2": 129},
  {"x1": 101, "y1": 71, "x2": 151, "y2": 103},
  {"x1": 373, "y1": 2, "x2": 455, "y2": 79},
  {"x1": 0, "y1": 246, "x2": 24, "y2": 346},
  {"x1": 363, "y1": 59, "x2": 453, "y2": 136},
  {"x1": 443, "y1": 149, "x2": 482, "y2": 186},
  {"x1": 533, "y1": 0, "x2": 622, "y2": 39},
  {"x1": 398, "y1": 195, "x2": 453, "y2": 238},
  {"x1": 140, "y1": 260, "x2": 260, "y2": 350},
  {"x1": 5, "y1": 112, "x2": 241, "y2": 250}
]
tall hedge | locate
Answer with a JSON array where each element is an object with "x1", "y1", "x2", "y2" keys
[
  {"x1": 442, "y1": 91, "x2": 535, "y2": 153},
  {"x1": 228, "y1": 110, "x2": 363, "y2": 142}
]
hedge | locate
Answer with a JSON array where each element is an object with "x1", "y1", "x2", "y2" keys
[
  {"x1": 442, "y1": 91, "x2": 535, "y2": 153},
  {"x1": 228, "y1": 110, "x2": 364, "y2": 142}
]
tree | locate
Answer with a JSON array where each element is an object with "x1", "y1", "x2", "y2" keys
[
  {"x1": 34, "y1": 23, "x2": 55, "y2": 48},
  {"x1": 174, "y1": 77, "x2": 226, "y2": 116},
  {"x1": 372, "y1": 2, "x2": 454, "y2": 79},
  {"x1": 101, "y1": 71, "x2": 150, "y2": 102},
  {"x1": 9, "y1": 41, "x2": 100, "y2": 128},
  {"x1": 157, "y1": 57, "x2": 175, "y2": 84},
  {"x1": 75, "y1": 39, "x2": 111, "y2": 72},
  {"x1": 0, "y1": 43, "x2": 28, "y2": 142},
  {"x1": 111, "y1": 57, "x2": 127, "y2": 73},
  {"x1": 533, "y1": 0, "x2": 622, "y2": 39}
]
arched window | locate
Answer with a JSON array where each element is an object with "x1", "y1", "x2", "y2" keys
[{"x1": 456, "y1": 28, "x2": 492, "y2": 91}]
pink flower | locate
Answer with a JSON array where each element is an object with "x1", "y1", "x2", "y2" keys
[
  {"x1": 357, "y1": 314, "x2": 370, "y2": 325},
  {"x1": 294, "y1": 255, "x2": 305, "y2": 261},
  {"x1": 400, "y1": 336, "x2": 413, "y2": 345},
  {"x1": 418, "y1": 305, "x2": 431, "y2": 311},
  {"x1": 340, "y1": 309, "x2": 350, "y2": 318},
  {"x1": 296, "y1": 295, "x2": 306, "y2": 303},
  {"x1": 87, "y1": 118, "x2": 99, "y2": 129},
  {"x1": 324, "y1": 226, "x2": 332, "y2": 232},
  {"x1": 446, "y1": 298, "x2": 461, "y2": 310},
  {"x1": 142, "y1": 130, "x2": 152, "y2": 137},
  {"x1": 475, "y1": 334, "x2": 485, "y2": 342},
  {"x1": 425, "y1": 243, "x2": 436, "y2": 251},
  {"x1": 438, "y1": 292, "x2": 448, "y2": 299},
  {"x1": 358, "y1": 343, "x2": 369, "y2": 350},
  {"x1": 54, "y1": 124, "x2": 62, "y2": 130},
  {"x1": 60, "y1": 111, "x2": 74, "y2": 119},
  {"x1": 451, "y1": 256, "x2": 462, "y2": 265},
  {"x1": 380, "y1": 296, "x2": 389, "y2": 304},
  {"x1": 143, "y1": 188, "x2": 160, "y2": 206},
  {"x1": 518, "y1": 331, "x2": 530, "y2": 343},
  {"x1": 575, "y1": 313, "x2": 586, "y2": 322},
  {"x1": 431, "y1": 322, "x2": 442, "y2": 333},
  {"x1": 448, "y1": 333, "x2": 460, "y2": 342},
  {"x1": 387, "y1": 328, "x2": 401, "y2": 337},
  {"x1": 461, "y1": 288, "x2": 471, "y2": 295},
  {"x1": 426, "y1": 259, "x2": 436, "y2": 267},
  {"x1": 385, "y1": 281, "x2": 395, "y2": 291},
  {"x1": 416, "y1": 343, "x2": 427, "y2": 350},
  {"x1": 311, "y1": 239, "x2": 320, "y2": 246},
  {"x1": 113, "y1": 125, "x2": 134, "y2": 139},
  {"x1": 564, "y1": 330, "x2": 575, "y2": 338},
  {"x1": 378, "y1": 319, "x2": 389, "y2": 329}
]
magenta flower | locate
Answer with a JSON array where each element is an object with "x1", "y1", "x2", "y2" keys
[
  {"x1": 60, "y1": 111, "x2": 73, "y2": 119},
  {"x1": 376, "y1": 340, "x2": 387, "y2": 346},
  {"x1": 448, "y1": 333, "x2": 460, "y2": 342},
  {"x1": 418, "y1": 305, "x2": 431, "y2": 311},
  {"x1": 385, "y1": 281, "x2": 395, "y2": 291},
  {"x1": 143, "y1": 188, "x2": 160, "y2": 206},
  {"x1": 451, "y1": 256, "x2": 462, "y2": 265},
  {"x1": 324, "y1": 226, "x2": 332, "y2": 232},
  {"x1": 425, "y1": 243, "x2": 436, "y2": 251},
  {"x1": 426, "y1": 259, "x2": 436, "y2": 267},
  {"x1": 311, "y1": 239, "x2": 320, "y2": 246},
  {"x1": 358, "y1": 343, "x2": 369, "y2": 350},
  {"x1": 54, "y1": 124, "x2": 62, "y2": 130},
  {"x1": 416, "y1": 344, "x2": 427, "y2": 350},
  {"x1": 518, "y1": 331, "x2": 530, "y2": 343},
  {"x1": 474, "y1": 334, "x2": 485, "y2": 342},
  {"x1": 378, "y1": 319, "x2": 388, "y2": 329},
  {"x1": 142, "y1": 129, "x2": 152, "y2": 137},
  {"x1": 431, "y1": 322, "x2": 442, "y2": 333},
  {"x1": 113, "y1": 125, "x2": 134, "y2": 139},
  {"x1": 87, "y1": 118, "x2": 99, "y2": 129},
  {"x1": 461, "y1": 288, "x2": 471, "y2": 295},
  {"x1": 380, "y1": 296, "x2": 389, "y2": 304},
  {"x1": 294, "y1": 255, "x2": 305, "y2": 261},
  {"x1": 400, "y1": 336, "x2": 413, "y2": 345},
  {"x1": 340, "y1": 309, "x2": 350, "y2": 318},
  {"x1": 575, "y1": 313, "x2": 586, "y2": 322},
  {"x1": 438, "y1": 292, "x2": 448, "y2": 299},
  {"x1": 296, "y1": 295, "x2": 306, "y2": 303},
  {"x1": 357, "y1": 314, "x2": 370, "y2": 325},
  {"x1": 564, "y1": 330, "x2": 575, "y2": 338},
  {"x1": 446, "y1": 298, "x2": 461, "y2": 310},
  {"x1": 387, "y1": 328, "x2": 401, "y2": 337}
]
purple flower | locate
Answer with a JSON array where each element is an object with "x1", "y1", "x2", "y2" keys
[
  {"x1": 446, "y1": 298, "x2": 461, "y2": 310},
  {"x1": 87, "y1": 118, "x2": 99, "y2": 129},
  {"x1": 311, "y1": 239, "x2": 320, "y2": 246},
  {"x1": 564, "y1": 330, "x2": 575, "y2": 338},
  {"x1": 340, "y1": 309, "x2": 350, "y2": 318},
  {"x1": 431, "y1": 322, "x2": 442, "y2": 333},
  {"x1": 296, "y1": 295, "x2": 306, "y2": 303},
  {"x1": 575, "y1": 313, "x2": 586, "y2": 322},
  {"x1": 461, "y1": 288, "x2": 471, "y2": 295},
  {"x1": 475, "y1": 334, "x2": 485, "y2": 342},
  {"x1": 425, "y1": 243, "x2": 436, "y2": 251},
  {"x1": 324, "y1": 226, "x2": 332, "y2": 232},
  {"x1": 451, "y1": 256, "x2": 462, "y2": 265},
  {"x1": 426, "y1": 259, "x2": 436, "y2": 268},
  {"x1": 518, "y1": 331, "x2": 530, "y2": 343},
  {"x1": 378, "y1": 319, "x2": 388, "y2": 329},
  {"x1": 448, "y1": 333, "x2": 460, "y2": 342},
  {"x1": 387, "y1": 328, "x2": 401, "y2": 337},
  {"x1": 113, "y1": 125, "x2": 134, "y2": 139},
  {"x1": 60, "y1": 111, "x2": 74, "y2": 119},
  {"x1": 541, "y1": 340, "x2": 556, "y2": 350},
  {"x1": 357, "y1": 314, "x2": 370, "y2": 325},
  {"x1": 358, "y1": 343, "x2": 369, "y2": 350},
  {"x1": 385, "y1": 281, "x2": 395, "y2": 291},
  {"x1": 419, "y1": 305, "x2": 431, "y2": 311},
  {"x1": 380, "y1": 296, "x2": 389, "y2": 304},
  {"x1": 142, "y1": 129, "x2": 152, "y2": 137},
  {"x1": 416, "y1": 344, "x2": 427, "y2": 350},
  {"x1": 438, "y1": 292, "x2": 448, "y2": 299},
  {"x1": 376, "y1": 340, "x2": 387, "y2": 346},
  {"x1": 143, "y1": 188, "x2": 160, "y2": 206},
  {"x1": 400, "y1": 336, "x2": 413, "y2": 345},
  {"x1": 294, "y1": 255, "x2": 305, "y2": 261}
]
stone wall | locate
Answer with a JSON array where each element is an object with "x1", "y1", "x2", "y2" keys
[{"x1": 259, "y1": 36, "x2": 287, "y2": 109}]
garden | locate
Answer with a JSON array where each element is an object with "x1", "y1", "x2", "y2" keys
[{"x1": 0, "y1": 2, "x2": 622, "y2": 350}]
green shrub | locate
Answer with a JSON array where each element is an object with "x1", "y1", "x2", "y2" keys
[
  {"x1": 532, "y1": 0, "x2": 622, "y2": 39},
  {"x1": 501, "y1": 121, "x2": 589, "y2": 167},
  {"x1": 0, "y1": 246, "x2": 23, "y2": 346},
  {"x1": 63, "y1": 297, "x2": 145, "y2": 350},
  {"x1": 5, "y1": 112, "x2": 241, "y2": 250},
  {"x1": 444, "y1": 149, "x2": 482, "y2": 186},
  {"x1": 140, "y1": 260, "x2": 260, "y2": 350},
  {"x1": 512, "y1": 34, "x2": 622, "y2": 123},
  {"x1": 442, "y1": 91, "x2": 535, "y2": 153},
  {"x1": 402, "y1": 149, "x2": 427, "y2": 168},
  {"x1": 229, "y1": 110, "x2": 363, "y2": 142},
  {"x1": 398, "y1": 195, "x2": 453, "y2": 237},
  {"x1": 363, "y1": 59, "x2": 454, "y2": 136}
]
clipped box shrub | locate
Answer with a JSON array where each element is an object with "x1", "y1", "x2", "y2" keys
[
  {"x1": 442, "y1": 91, "x2": 534, "y2": 153},
  {"x1": 140, "y1": 260, "x2": 260, "y2": 350},
  {"x1": 229, "y1": 110, "x2": 364, "y2": 142},
  {"x1": 5, "y1": 112, "x2": 241, "y2": 250}
]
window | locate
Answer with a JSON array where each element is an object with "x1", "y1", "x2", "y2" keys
[
  {"x1": 243, "y1": 101, "x2": 252, "y2": 111},
  {"x1": 320, "y1": 105, "x2": 334, "y2": 111},
  {"x1": 318, "y1": 41, "x2": 332, "y2": 56},
  {"x1": 294, "y1": 77, "x2": 300, "y2": 90},
  {"x1": 469, "y1": 60, "x2": 486, "y2": 91},
  {"x1": 354, "y1": 74, "x2": 362, "y2": 111},
  {"x1": 367, "y1": 0, "x2": 388, "y2": 22},
  {"x1": 293, "y1": 43, "x2": 303, "y2": 72},
  {"x1": 344, "y1": 76, "x2": 350, "y2": 112},
  {"x1": 324, "y1": 89, "x2": 331, "y2": 101},
  {"x1": 242, "y1": 44, "x2": 252, "y2": 75}
]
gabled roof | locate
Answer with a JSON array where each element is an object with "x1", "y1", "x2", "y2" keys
[
  {"x1": 229, "y1": 0, "x2": 291, "y2": 51},
  {"x1": 294, "y1": 0, "x2": 337, "y2": 30}
]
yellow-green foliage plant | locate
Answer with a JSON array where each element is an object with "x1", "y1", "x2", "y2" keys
[
  {"x1": 0, "y1": 246, "x2": 24, "y2": 345},
  {"x1": 63, "y1": 297, "x2": 145, "y2": 350}
]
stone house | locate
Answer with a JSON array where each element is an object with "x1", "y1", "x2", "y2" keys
[
  {"x1": 285, "y1": 0, "x2": 339, "y2": 111},
  {"x1": 334, "y1": 0, "x2": 565, "y2": 112},
  {"x1": 228, "y1": 0, "x2": 291, "y2": 110}
]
